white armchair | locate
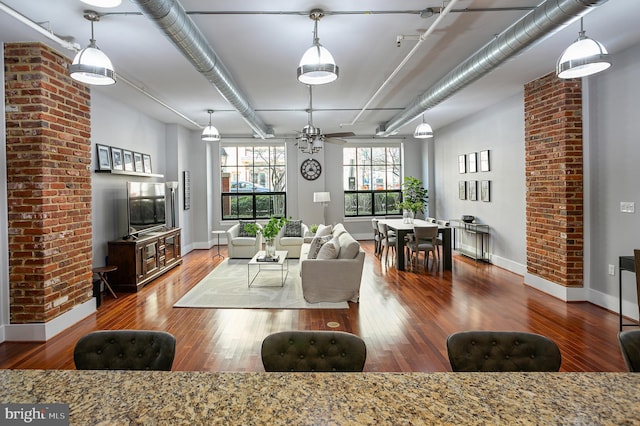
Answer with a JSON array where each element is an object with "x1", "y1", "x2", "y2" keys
[
  {"x1": 226, "y1": 222, "x2": 262, "y2": 259},
  {"x1": 275, "y1": 221, "x2": 309, "y2": 259}
]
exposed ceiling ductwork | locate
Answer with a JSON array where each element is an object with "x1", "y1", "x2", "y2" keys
[
  {"x1": 130, "y1": 0, "x2": 273, "y2": 139},
  {"x1": 378, "y1": 0, "x2": 609, "y2": 137}
]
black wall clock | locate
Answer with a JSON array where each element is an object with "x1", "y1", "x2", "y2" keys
[{"x1": 300, "y1": 158, "x2": 322, "y2": 181}]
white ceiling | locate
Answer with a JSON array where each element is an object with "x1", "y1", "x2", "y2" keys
[{"x1": 1, "y1": 0, "x2": 639, "y2": 139}]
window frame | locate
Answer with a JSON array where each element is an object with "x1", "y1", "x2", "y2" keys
[
  {"x1": 220, "y1": 143, "x2": 287, "y2": 220},
  {"x1": 342, "y1": 144, "x2": 403, "y2": 217}
]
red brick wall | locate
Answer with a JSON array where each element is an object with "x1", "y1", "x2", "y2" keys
[
  {"x1": 4, "y1": 43, "x2": 93, "y2": 323},
  {"x1": 524, "y1": 72, "x2": 583, "y2": 287}
]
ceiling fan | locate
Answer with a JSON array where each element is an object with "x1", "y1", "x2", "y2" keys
[{"x1": 296, "y1": 85, "x2": 355, "y2": 154}]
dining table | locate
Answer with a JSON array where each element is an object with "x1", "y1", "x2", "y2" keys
[
  {"x1": 379, "y1": 218, "x2": 452, "y2": 271},
  {"x1": 2, "y1": 369, "x2": 639, "y2": 424}
]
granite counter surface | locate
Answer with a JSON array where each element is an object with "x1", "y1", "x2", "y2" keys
[{"x1": 2, "y1": 370, "x2": 640, "y2": 425}]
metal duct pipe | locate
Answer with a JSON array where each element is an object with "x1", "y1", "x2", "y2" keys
[
  {"x1": 379, "y1": 0, "x2": 608, "y2": 137},
  {"x1": 131, "y1": 0, "x2": 273, "y2": 138}
]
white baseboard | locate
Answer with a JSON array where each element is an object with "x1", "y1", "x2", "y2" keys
[
  {"x1": 589, "y1": 287, "x2": 639, "y2": 322},
  {"x1": 3, "y1": 298, "x2": 96, "y2": 342},
  {"x1": 0, "y1": 324, "x2": 5, "y2": 344},
  {"x1": 490, "y1": 255, "x2": 526, "y2": 276},
  {"x1": 524, "y1": 273, "x2": 588, "y2": 302}
]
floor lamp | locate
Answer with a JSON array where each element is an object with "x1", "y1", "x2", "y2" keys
[
  {"x1": 166, "y1": 181, "x2": 179, "y2": 228},
  {"x1": 313, "y1": 192, "x2": 331, "y2": 225}
]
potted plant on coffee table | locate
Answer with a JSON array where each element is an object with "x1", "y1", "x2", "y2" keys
[
  {"x1": 396, "y1": 176, "x2": 428, "y2": 223},
  {"x1": 244, "y1": 217, "x2": 288, "y2": 259}
]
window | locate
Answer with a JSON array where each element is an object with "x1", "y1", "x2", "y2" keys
[
  {"x1": 343, "y1": 146, "x2": 402, "y2": 217},
  {"x1": 221, "y1": 144, "x2": 286, "y2": 220}
]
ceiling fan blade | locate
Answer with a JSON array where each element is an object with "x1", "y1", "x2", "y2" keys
[
  {"x1": 324, "y1": 137, "x2": 347, "y2": 145},
  {"x1": 324, "y1": 132, "x2": 356, "y2": 138}
]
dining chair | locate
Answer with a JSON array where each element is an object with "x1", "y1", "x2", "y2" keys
[
  {"x1": 377, "y1": 222, "x2": 396, "y2": 266},
  {"x1": 406, "y1": 225, "x2": 439, "y2": 270},
  {"x1": 74, "y1": 330, "x2": 176, "y2": 371},
  {"x1": 446, "y1": 330, "x2": 561, "y2": 372},
  {"x1": 371, "y1": 218, "x2": 381, "y2": 256},
  {"x1": 435, "y1": 219, "x2": 450, "y2": 259},
  {"x1": 261, "y1": 330, "x2": 366, "y2": 372}
]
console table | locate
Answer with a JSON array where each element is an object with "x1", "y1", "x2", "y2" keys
[
  {"x1": 2, "y1": 370, "x2": 639, "y2": 424},
  {"x1": 619, "y1": 255, "x2": 638, "y2": 331},
  {"x1": 451, "y1": 220, "x2": 490, "y2": 262},
  {"x1": 107, "y1": 228, "x2": 182, "y2": 292}
]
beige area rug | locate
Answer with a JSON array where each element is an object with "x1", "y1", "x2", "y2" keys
[{"x1": 173, "y1": 258, "x2": 349, "y2": 309}]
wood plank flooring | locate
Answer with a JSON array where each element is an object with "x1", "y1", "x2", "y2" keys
[{"x1": 0, "y1": 241, "x2": 631, "y2": 372}]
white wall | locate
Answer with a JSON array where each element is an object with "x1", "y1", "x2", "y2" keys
[
  {"x1": 434, "y1": 93, "x2": 527, "y2": 273},
  {"x1": 91, "y1": 93, "x2": 169, "y2": 266},
  {"x1": 432, "y1": 41, "x2": 640, "y2": 317},
  {"x1": 586, "y1": 42, "x2": 640, "y2": 318}
]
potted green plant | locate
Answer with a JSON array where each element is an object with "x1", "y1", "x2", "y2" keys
[
  {"x1": 309, "y1": 224, "x2": 319, "y2": 234},
  {"x1": 396, "y1": 176, "x2": 428, "y2": 223},
  {"x1": 244, "y1": 217, "x2": 288, "y2": 258}
]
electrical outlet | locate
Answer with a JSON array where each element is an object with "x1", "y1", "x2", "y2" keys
[
  {"x1": 620, "y1": 202, "x2": 635, "y2": 213},
  {"x1": 608, "y1": 264, "x2": 615, "y2": 276}
]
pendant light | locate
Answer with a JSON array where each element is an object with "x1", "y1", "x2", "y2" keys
[
  {"x1": 80, "y1": 0, "x2": 122, "y2": 7},
  {"x1": 297, "y1": 9, "x2": 339, "y2": 85},
  {"x1": 414, "y1": 115, "x2": 433, "y2": 139},
  {"x1": 69, "y1": 11, "x2": 116, "y2": 86},
  {"x1": 556, "y1": 18, "x2": 611, "y2": 79},
  {"x1": 202, "y1": 110, "x2": 221, "y2": 141}
]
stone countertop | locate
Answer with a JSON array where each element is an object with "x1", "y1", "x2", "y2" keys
[{"x1": 2, "y1": 370, "x2": 640, "y2": 425}]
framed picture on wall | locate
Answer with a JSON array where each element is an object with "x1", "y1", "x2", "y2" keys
[
  {"x1": 480, "y1": 150, "x2": 490, "y2": 172},
  {"x1": 143, "y1": 154, "x2": 152, "y2": 174},
  {"x1": 111, "y1": 148, "x2": 123, "y2": 171},
  {"x1": 458, "y1": 181, "x2": 467, "y2": 200},
  {"x1": 96, "y1": 144, "x2": 111, "y2": 170},
  {"x1": 183, "y1": 170, "x2": 191, "y2": 210},
  {"x1": 468, "y1": 180, "x2": 478, "y2": 201},
  {"x1": 123, "y1": 150, "x2": 134, "y2": 171},
  {"x1": 481, "y1": 180, "x2": 491, "y2": 202},
  {"x1": 468, "y1": 152, "x2": 477, "y2": 173},
  {"x1": 133, "y1": 152, "x2": 144, "y2": 172},
  {"x1": 458, "y1": 155, "x2": 466, "y2": 174}
]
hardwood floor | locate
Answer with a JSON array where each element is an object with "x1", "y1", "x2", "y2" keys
[{"x1": 0, "y1": 241, "x2": 630, "y2": 372}]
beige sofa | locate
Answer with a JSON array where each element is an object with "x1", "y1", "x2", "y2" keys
[{"x1": 298, "y1": 224, "x2": 365, "y2": 303}]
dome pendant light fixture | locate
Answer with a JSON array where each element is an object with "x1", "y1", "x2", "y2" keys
[
  {"x1": 80, "y1": 0, "x2": 122, "y2": 7},
  {"x1": 556, "y1": 18, "x2": 611, "y2": 79},
  {"x1": 69, "y1": 11, "x2": 116, "y2": 86},
  {"x1": 202, "y1": 110, "x2": 221, "y2": 141},
  {"x1": 297, "y1": 9, "x2": 339, "y2": 85},
  {"x1": 414, "y1": 115, "x2": 433, "y2": 139}
]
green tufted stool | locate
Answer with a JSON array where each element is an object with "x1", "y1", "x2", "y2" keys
[
  {"x1": 73, "y1": 330, "x2": 176, "y2": 371},
  {"x1": 446, "y1": 330, "x2": 561, "y2": 372},
  {"x1": 261, "y1": 330, "x2": 366, "y2": 372}
]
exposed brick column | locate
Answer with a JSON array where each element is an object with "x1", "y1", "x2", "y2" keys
[
  {"x1": 4, "y1": 43, "x2": 93, "y2": 323},
  {"x1": 524, "y1": 72, "x2": 583, "y2": 288}
]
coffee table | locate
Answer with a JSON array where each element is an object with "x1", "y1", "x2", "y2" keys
[{"x1": 247, "y1": 250, "x2": 288, "y2": 288}]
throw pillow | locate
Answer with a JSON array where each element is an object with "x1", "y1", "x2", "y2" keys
[
  {"x1": 283, "y1": 220, "x2": 302, "y2": 237},
  {"x1": 332, "y1": 223, "x2": 347, "y2": 237},
  {"x1": 317, "y1": 236, "x2": 341, "y2": 260},
  {"x1": 238, "y1": 220, "x2": 256, "y2": 237},
  {"x1": 337, "y1": 233, "x2": 360, "y2": 259},
  {"x1": 307, "y1": 235, "x2": 331, "y2": 259},
  {"x1": 316, "y1": 224, "x2": 332, "y2": 238}
]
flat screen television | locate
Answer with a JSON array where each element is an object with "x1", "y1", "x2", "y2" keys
[{"x1": 127, "y1": 181, "x2": 166, "y2": 236}]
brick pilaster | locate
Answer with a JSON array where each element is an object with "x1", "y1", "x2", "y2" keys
[
  {"x1": 4, "y1": 43, "x2": 93, "y2": 323},
  {"x1": 524, "y1": 72, "x2": 583, "y2": 287}
]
